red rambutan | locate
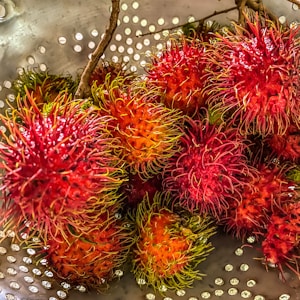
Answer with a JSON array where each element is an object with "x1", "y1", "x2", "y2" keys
[
  {"x1": 222, "y1": 162, "x2": 297, "y2": 241},
  {"x1": 267, "y1": 122, "x2": 300, "y2": 162},
  {"x1": 121, "y1": 172, "x2": 162, "y2": 207},
  {"x1": 0, "y1": 92, "x2": 126, "y2": 241},
  {"x1": 145, "y1": 37, "x2": 208, "y2": 116},
  {"x1": 163, "y1": 114, "x2": 254, "y2": 218},
  {"x1": 206, "y1": 14, "x2": 300, "y2": 136},
  {"x1": 89, "y1": 60, "x2": 134, "y2": 87},
  {"x1": 261, "y1": 199, "x2": 300, "y2": 277}
]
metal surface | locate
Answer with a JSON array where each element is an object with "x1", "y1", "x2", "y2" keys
[{"x1": 0, "y1": 0, "x2": 300, "y2": 299}]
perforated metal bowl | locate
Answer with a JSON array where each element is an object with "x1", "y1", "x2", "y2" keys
[{"x1": 0, "y1": 0, "x2": 300, "y2": 299}]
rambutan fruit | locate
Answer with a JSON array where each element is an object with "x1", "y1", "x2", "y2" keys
[
  {"x1": 13, "y1": 69, "x2": 78, "y2": 106},
  {"x1": 0, "y1": 92, "x2": 126, "y2": 241},
  {"x1": 45, "y1": 207, "x2": 135, "y2": 291},
  {"x1": 131, "y1": 192, "x2": 216, "y2": 293},
  {"x1": 121, "y1": 172, "x2": 162, "y2": 208},
  {"x1": 162, "y1": 114, "x2": 254, "y2": 218},
  {"x1": 222, "y1": 162, "x2": 297, "y2": 241},
  {"x1": 89, "y1": 60, "x2": 135, "y2": 87},
  {"x1": 266, "y1": 122, "x2": 300, "y2": 162},
  {"x1": 261, "y1": 199, "x2": 300, "y2": 278},
  {"x1": 145, "y1": 37, "x2": 209, "y2": 116},
  {"x1": 205, "y1": 14, "x2": 300, "y2": 136},
  {"x1": 92, "y1": 77, "x2": 183, "y2": 179}
]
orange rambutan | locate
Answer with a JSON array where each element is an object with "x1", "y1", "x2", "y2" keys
[
  {"x1": 92, "y1": 76, "x2": 183, "y2": 179},
  {"x1": 44, "y1": 206, "x2": 135, "y2": 291}
]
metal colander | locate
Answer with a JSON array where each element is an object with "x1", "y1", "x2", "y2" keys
[{"x1": 0, "y1": 0, "x2": 300, "y2": 299}]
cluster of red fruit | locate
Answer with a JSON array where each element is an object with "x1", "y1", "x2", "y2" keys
[{"x1": 0, "y1": 13, "x2": 299, "y2": 295}]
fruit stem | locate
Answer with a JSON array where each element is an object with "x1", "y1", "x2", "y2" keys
[
  {"x1": 236, "y1": 0, "x2": 247, "y2": 26},
  {"x1": 137, "y1": 6, "x2": 239, "y2": 37},
  {"x1": 286, "y1": 0, "x2": 300, "y2": 6},
  {"x1": 75, "y1": 0, "x2": 120, "y2": 99},
  {"x1": 245, "y1": 0, "x2": 278, "y2": 23}
]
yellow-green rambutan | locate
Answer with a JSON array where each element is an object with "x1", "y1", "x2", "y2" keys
[
  {"x1": 13, "y1": 69, "x2": 78, "y2": 107},
  {"x1": 130, "y1": 191, "x2": 216, "y2": 294}
]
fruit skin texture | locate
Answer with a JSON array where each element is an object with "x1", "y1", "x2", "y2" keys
[
  {"x1": 267, "y1": 123, "x2": 300, "y2": 162},
  {"x1": 0, "y1": 92, "x2": 125, "y2": 241},
  {"x1": 45, "y1": 207, "x2": 135, "y2": 291},
  {"x1": 89, "y1": 60, "x2": 134, "y2": 87},
  {"x1": 131, "y1": 192, "x2": 216, "y2": 293},
  {"x1": 146, "y1": 37, "x2": 208, "y2": 116},
  {"x1": 222, "y1": 163, "x2": 296, "y2": 241},
  {"x1": 163, "y1": 115, "x2": 254, "y2": 219},
  {"x1": 261, "y1": 200, "x2": 300, "y2": 277},
  {"x1": 13, "y1": 70, "x2": 78, "y2": 106},
  {"x1": 92, "y1": 77, "x2": 183, "y2": 179},
  {"x1": 206, "y1": 15, "x2": 300, "y2": 136},
  {"x1": 121, "y1": 173, "x2": 162, "y2": 208}
]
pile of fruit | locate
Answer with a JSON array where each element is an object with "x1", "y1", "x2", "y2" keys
[{"x1": 0, "y1": 12, "x2": 299, "y2": 295}]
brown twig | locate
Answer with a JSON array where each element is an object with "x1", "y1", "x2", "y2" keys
[
  {"x1": 245, "y1": 0, "x2": 278, "y2": 23},
  {"x1": 287, "y1": 0, "x2": 300, "y2": 6},
  {"x1": 137, "y1": 6, "x2": 238, "y2": 37},
  {"x1": 75, "y1": 0, "x2": 120, "y2": 99},
  {"x1": 236, "y1": 0, "x2": 248, "y2": 26}
]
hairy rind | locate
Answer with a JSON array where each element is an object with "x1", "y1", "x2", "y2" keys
[
  {"x1": 163, "y1": 114, "x2": 256, "y2": 218},
  {"x1": 221, "y1": 161, "x2": 298, "y2": 241},
  {"x1": 13, "y1": 69, "x2": 79, "y2": 101},
  {"x1": 91, "y1": 75, "x2": 184, "y2": 179},
  {"x1": 205, "y1": 14, "x2": 300, "y2": 136},
  {"x1": 0, "y1": 92, "x2": 127, "y2": 243},
  {"x1": 130, "y1": 191, "x2": 216, "y2": 294},
  {"x1": 89, "y1": 59, "x2": 136, "y2": 87},
  {"x1": 145, "y1": 35, "x2": 209, "y2": 116},
  {"x1": 261, "y1": 200, "x2": 300, "y2": 278},
  {"x1": 28, "y1": 203, "x2": 136, "y2": 292}
]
